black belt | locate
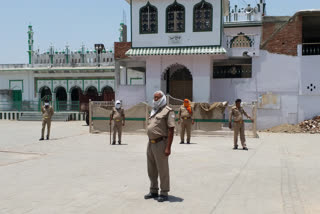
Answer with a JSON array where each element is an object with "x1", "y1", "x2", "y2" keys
[{"x1": 149, "y1": 136, "x2": 167, "y2": 144}]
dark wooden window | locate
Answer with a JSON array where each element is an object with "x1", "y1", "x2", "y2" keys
[
  {"x1": 166, "y1": 1, "x2": 185, "y2": 33},
  {"x1": 213, "y1": 58, "x2": 252, "y2": 79},
  {"x1": 140, "y1": 2, "x2": 158, "y2": 34},
  {"x1": 194, "y1": 0, "x2": 213, "y2": 32}
]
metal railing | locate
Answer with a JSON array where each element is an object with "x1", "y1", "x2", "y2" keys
[
  {"x1": 0, "y1": 101, "x2": 80, "y2": 112},
  {"x1": 302, "y1": 43, "x2": 320, "y2": 56}
]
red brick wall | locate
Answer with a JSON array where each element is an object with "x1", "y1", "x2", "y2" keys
[
  {"x1": 114, "y1": 42, "x2": 132, "y2": 59},
  {"x1": 261, "y1": 16, "x2": 302, "y2": 56}
]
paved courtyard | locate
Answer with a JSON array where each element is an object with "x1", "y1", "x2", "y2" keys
[{"x1": 0, "y1": 121, "x2": 319, "y2": 214}]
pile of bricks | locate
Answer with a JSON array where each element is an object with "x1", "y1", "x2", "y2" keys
[{"x1": 299, "y1": 116, "x2": 320, "y2": 133}]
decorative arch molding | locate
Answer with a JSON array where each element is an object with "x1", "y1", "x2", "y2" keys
[
  {"x1": 99, "y1": 79, "x2": 115, "y2": 93},
  {"x1": 230, "y1": 32, "x2": 253, "y2": 48},
  {"x1": 54, "y1": 85, "x2": 67, "y2": 94},
  {"x1": 37, "y1": 80, "x2": 52, "y2": 93},
  {"x1": 163, "y1": 63, "x2": 192, "y2": 80},
  {"x1": 69, "y1": 86, "x2": 83, "y2": 94},
  {"x1": 83, "y1": 80, "x2": 99, "y2": 93},
  {"x1": 36, "y1": 79, "x2": 114, "y2": 94},
  {"x1": 68, "y1": 80, "x2": 83, "y2": 92},
  {"x1": 52, "y1": 80, "x2": 68, "y2": 92},
  {"x1": 101, "y1": 85, "x2": 114, "y2": 93},
  {"x1": 38, "y1": 86, "x2": 52, "y2": 94},
  {"x1": 84, "y1": 85, "x2": 98, "y2": 94}
]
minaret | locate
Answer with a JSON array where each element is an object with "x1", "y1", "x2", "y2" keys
[
  {"x1": 65, "y1": 44, "x2": 70, "y2": 64},
  {"x1": 260, "y1": 0, "x2": 266, "y2": 16},
  {"x1": 49, "y1": 44, "x2": 54, "y2": 64},
  {"x1": 27, "y1": 25, "x2": 34, "y2": 64},
  {"x1": 80, "y1": 44, "x2": 86, "y2": 63}
]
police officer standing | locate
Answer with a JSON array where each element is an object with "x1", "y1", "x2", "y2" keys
[
  {"x1": 144, "y1": 91, "x2": 175, "y2": 202},
  {"x1": 110, "y1": 100, "x2": 125, "y2": 145},
  {"x1": 178, "y1": 99, "x2": 194, "y2": 144},
  {"x1": 40, "y1": 100, "x2": 54, "y2": 141},
  {"x1": 229, "y1": 99, "x2": 253, "y2": 150}
]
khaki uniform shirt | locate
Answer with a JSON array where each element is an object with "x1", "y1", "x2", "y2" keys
[
  {"x1": 147, "y1": 106, "x2": 175, "y2": 140},
  {"x1": 178, "y1": 106, "x2": 193, "y2": 119},
  {"x1": 111, "y1": 107, "x2": 125, "y2": 122},
  {"x1": 229, "y1": 106, "x2": 249, "y2": 122},
  {"x1": 41, "y1": 106, "x2": 54, "y2": 119}
]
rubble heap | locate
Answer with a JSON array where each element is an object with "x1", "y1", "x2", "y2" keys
[{"x1": 299, "y1": 116, "x2": 320, "y2": 133}]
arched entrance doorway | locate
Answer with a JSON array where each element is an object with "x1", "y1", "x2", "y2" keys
[
  {"x1": 164, "y1": 64, "x2": 193, "y2": 101},
  {"x1": 55, "y1": 87, "x2": 67, "y2": 111},
  {"x1": 70, "y1": 87, "x2": 82, "y2": 102},
  {"x1": 70, "y1": 87, "x2": 82, "y2": 111},
  {"x1": 102, "y1": 86, "x2": 115, "y2": 101},
  {"x1": 86, "y1": 86, "x2": 98, "y2": 97},
  {"x1": 40, "y1": 86, "x2": 52, "y2": 101}
]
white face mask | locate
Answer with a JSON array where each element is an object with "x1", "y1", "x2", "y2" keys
[
  {"x1": 153, "y1": 96, "x2": 166, "y2": 109},
  {"x1": 115, "y1": 103, "x2": 121, "y2": 109},
  {"x1": 150, "y1": 93, "x2": 166, "y2": 117}
]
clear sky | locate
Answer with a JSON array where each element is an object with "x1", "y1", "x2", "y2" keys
[{"x1": 0, "y1": 0, "x2": 319, "y2": 64}]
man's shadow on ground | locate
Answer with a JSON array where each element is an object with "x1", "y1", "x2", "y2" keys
[
  {"x1": 158, "y1": 195, "x2": 184, "y2": 203},
  {"x1": 179, "y1": 143, "x2": 197, "y2": 145},
  {"x1": 168, "y1": 195, "x2": 184, "y2": 202}
]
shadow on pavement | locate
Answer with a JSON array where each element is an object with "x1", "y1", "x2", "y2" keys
[{"x1": 168, "y1": 195, "x2": 184, "y2": 203}]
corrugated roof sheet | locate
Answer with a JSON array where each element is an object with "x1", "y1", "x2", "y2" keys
[{"x1": 126, "y1": 46, "x2": 226, "y2": 56}]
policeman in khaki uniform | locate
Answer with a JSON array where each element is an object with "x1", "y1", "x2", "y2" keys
[
  {"x1": 40, "y1": 101, "x2": 54, "y2": 141},
  {"x1": 144, "y1": 91, "x2": 175, "y2": 202},
  {"x1": 110, "y1": 100, "x2": 125, "y2": 145},
  {"x1": 229, "y1": 99, "x2": 253, "y2": 150},
  {"x1": 178, "y1": 99, "x2": 194, "y2": 144}
]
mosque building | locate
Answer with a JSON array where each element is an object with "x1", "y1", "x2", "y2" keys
[
  {"x1": 1, "y1": 0, "x2": 320, "y2": 129},
  {"x1": 114, "y1": 0, "x2": 320, "y2": 129}
]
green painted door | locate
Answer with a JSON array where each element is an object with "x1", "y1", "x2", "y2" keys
[{"x1": 12, "y1": 90, "x2": 22, "y2": 111}]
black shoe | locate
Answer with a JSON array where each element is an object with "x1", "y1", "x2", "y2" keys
[
  {"x1": 180, "y1": 141, "x2": 185, "y2": 144},
  {"x1": 144, "y1": 192, "x2": 158, "y2": 199},
  {"x1": 233, "y1": 146, "x2": 238, "y2": 150},
  {"x1": 46, "y1": 136, "x2": 49, "y2": 140},
  {"x1": 243, "y1": 147, "x2": 248, "y2": 150},
  {"x1": 118, "y1": 141, "x2": 121, "y2": 145},
  {"x1": 157, "y1": 195, "x2": 168, "y2": 202},
  {"x1": 39, "y1": 138, "x2": 44, "y2": 141},
  {"x1": 112, "y1": 141, "x2": 116, "y2": 145},
  {"x1": 187, "y1": 142, "x2": 190, "y2": 144}
]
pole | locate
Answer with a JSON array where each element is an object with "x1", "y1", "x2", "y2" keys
[
  {"x1": 89, "y1": 100, "x2": 92, "y2": 133},
  {"x1": 252, "y1": 102, "x2": 257, "y2": 138},
  {"x1": 110, "y1": 119, "x2": 112, "y2": 145}
]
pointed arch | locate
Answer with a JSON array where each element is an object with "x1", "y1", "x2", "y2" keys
[
  {"x1": 162, "y1": 63, "x2": 193, "y2": 101},
  {"x1": 166, "y1": 0, "x2": 185, "y2": 33},
  {"x1": 140, "y1": 1, "x2": 158, "y2": 34},
  {"x1": 193, "y1": 0, "x2": 213, "y2": 32}
]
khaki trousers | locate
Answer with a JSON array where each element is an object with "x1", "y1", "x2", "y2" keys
[
  {"x1": 113, "y1": 121, "x2": 122, "y2": 142},
  {"x1": 180, "y1": 119, "x2": 192, "y2": 142},
  {"x1": 41, "y1": 119, "x2": 51, "y2": 138},
  {"x1": 147, "y1": 140, "x2": 170, "y2": 196},
  {"x1": 233, "y1": 122, "x2": 246, "y2": 147}
]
